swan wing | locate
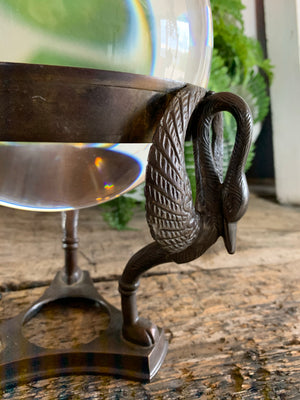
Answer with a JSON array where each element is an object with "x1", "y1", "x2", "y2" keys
[{"x1": 145, "y1": 85, "x2": 205, "y2": 253}]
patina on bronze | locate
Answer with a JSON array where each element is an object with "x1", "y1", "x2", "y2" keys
[
  {"x1": 119, "y1": 87, "x2": 252, "y2": 346},
  {"x1": 0, "y1": 62, "x2": 252, "y2": 386},
  {"x1": 0, "y1": 62, "x2": 182, "y2": 144}
]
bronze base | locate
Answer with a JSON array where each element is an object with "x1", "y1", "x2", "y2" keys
[{"x1": 0, "y1": 270, "x2": 168, "y2": 388}]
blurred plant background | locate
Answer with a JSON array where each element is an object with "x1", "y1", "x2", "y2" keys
[{"x1": 185, "y1": 0, "x2": 273, "y2": 199}]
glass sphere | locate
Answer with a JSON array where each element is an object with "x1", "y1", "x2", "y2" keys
[
  {"x1": 0, "y1": 1, "x2": 213, "y2": 211},
  {"x1": 0, "y1": 0, "x2": 213, "y2": 87}
]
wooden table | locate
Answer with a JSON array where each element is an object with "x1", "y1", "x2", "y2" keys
[{"x1": 0, "y1": 193, "x2": 299, "y2": 399}]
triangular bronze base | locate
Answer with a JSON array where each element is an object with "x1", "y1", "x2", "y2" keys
[{"x1": 0, "y1": 271, "x2": 168, "y2": 388}]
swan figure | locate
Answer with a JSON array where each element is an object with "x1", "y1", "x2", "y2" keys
[{"x1": 119, "y1": 85, "x2": 253, "y2": 346}]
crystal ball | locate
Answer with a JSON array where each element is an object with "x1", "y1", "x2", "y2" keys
[
  {"x1": 0, "y1": 0, "x2": 212, "y2": 87},
  {"x1": 0, "y1": 1, "x2": 213, "y2": 211}
]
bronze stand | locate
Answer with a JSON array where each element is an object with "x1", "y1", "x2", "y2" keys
[
  {"x1": 0, "y1": 62, "x2": 252, "y2": 387},
  {"x1": 0, "y1": 210, "x2": 168, "y2": 387}
]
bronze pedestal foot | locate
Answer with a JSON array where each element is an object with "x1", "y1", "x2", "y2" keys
[{"x1": 0, "y1": 211, "x2": 168, "y2": 388}]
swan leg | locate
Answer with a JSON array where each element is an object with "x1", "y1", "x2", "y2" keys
[{"x1": 119, "y1": 242, "x2": 169, "y2": 346}]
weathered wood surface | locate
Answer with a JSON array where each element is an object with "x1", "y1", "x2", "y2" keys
[
  {"x1": 0, "y1": 193, "x2": 299, "y2": 398},
  {"x1": 0, "y1": 204, "x2": 197, "y2": 291},
  {"x1": 0, "y1": 194, "x2": 299, "y2": 288}
]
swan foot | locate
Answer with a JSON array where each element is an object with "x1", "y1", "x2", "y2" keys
[{"x1": 122, "y1": 317, "x2": 159, "y2": 347}]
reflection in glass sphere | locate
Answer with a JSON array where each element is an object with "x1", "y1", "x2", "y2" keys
[
  {"x1": 0, "y1": 143, "x2": 150, "y2": 211},
  {"x1": 0, "y1": 1, "x2": 213, "y2": 211},
  {"x1": 0, "y1": 0, "x2": 213, "y2": 87}
]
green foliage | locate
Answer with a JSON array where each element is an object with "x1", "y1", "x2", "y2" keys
[
  {"x1": 100, "y1": 196, "x2": 137, "y2": 231},
  {"x1": 210, "y1": 0, "x2": 273, "y2": 125},
  {"x1": 184, "y1": 141, "x2": 196, "y2": 202},
  {"x1": 205, "y1": 0, "x2": 273, "y2": 181},
  {"x1": 210, "y1": 0, "x2": 273, "y2": 84}
]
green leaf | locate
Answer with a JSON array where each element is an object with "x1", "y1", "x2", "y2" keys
[
  {"x1": 247, "y1": 72, "x2": 270, "y2": 123},
  {"x1": 100, "y1": 195, "x2": 137, "y2": 231},
  {"x1": 209, "y1": 49, "x2": 232, "y2": 92},
  {"x1": 210, "y1": 0, "x2": 273, "y2": 85},
  {"x1": 184, "y1": 141, "x2": 196, "y2": 201}
]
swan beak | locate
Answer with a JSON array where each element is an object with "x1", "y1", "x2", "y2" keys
[{"x1": 223, "y1": 220, "x2": 237, "y2": 254}]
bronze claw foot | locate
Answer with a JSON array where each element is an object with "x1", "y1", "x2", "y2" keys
[{"x1": 122, "y1": 317, "x2": 160, "y2": 347}]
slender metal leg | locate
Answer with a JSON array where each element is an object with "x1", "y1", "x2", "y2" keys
[
  {"x1": 61, "y1": 210, "x2": 82, "y2": 285},
  {"x1": 119, "y1": 242, "x2": 169, "y2": 346}
]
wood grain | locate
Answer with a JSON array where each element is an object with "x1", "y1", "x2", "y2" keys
[
  {"x1": 0, "y1": 194, "x2": 299, "y2": 288},
  {"x1": 0, "y1": 194, "x2": 299, "y2": 398}
]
